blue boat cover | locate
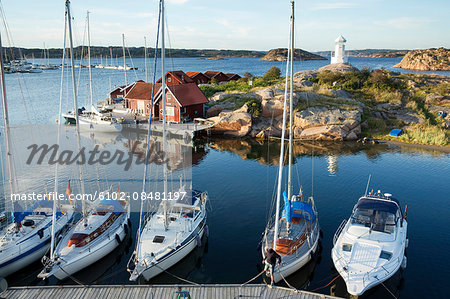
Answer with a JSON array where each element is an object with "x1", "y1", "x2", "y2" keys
[
  {"x1": 389, "y1": 129, "x2": 402, "y2": 137},
  {"x1": 356, "y1": 197, "x2": 399, "y2": 214},
  {"x1": 283, "y1": 192, "x2": 315, "y2": 223},
  {"x1": 98, "y1": 199, "x2": 125, "y2": 215},
  {"x1": 13, "y1": 200, "x2": 62, "y2": 223}
]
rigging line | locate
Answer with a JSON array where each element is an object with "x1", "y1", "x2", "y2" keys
[
  {"x1": 381, "y1": 281, "x2": 398, "y2": 299},
  {"x1": 310, "y1": 273, "x2": 340, "y2": 292},
  {"x1": 163, "y1": 6, "x2": 175, "y2": 74},
  {"x1": 152, "y1": 262, "x2": 201, "y2": 286},
  {"x1": 75, "y1": 17, "x2": 87, "y2": 106},
  {"x1": 241, "y1": 269, "x2": 265, "y2": 286},
  {"x1": 126, "y1": 46, "x2": 139, "y2": 82}
]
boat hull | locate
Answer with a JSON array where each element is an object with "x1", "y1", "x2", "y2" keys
[
  {"x1": 140, "y1": 222, "x2": 206, "y2": 281},
  {"x1": 50, "y1": 213, "x2": 129, "y2": 280}
]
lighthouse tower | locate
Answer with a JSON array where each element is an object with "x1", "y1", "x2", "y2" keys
[{"x1": 330, "y1": 35, "x2": 348, "y2": 64}]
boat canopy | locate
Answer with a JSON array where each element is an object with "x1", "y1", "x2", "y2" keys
[
  {"x1": 98, "y1": 199, "x2": 125, "y2": 215},
  {"x1": 355, "y1": 197, "x2": 399, "y2": 215},
  {"x1": 13, "y1": 200, "x2": 62, "y2": 223},
  {"x1": 283, "y1": 192, "x2": 315, "y2": 223}
]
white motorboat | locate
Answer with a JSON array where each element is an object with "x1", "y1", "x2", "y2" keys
[
  {"x1": 260, "y1": 0, "x2": 320, "y2": 284},
  {"x1": 331, "y1": 191, "x2": 408, "y2": 296}
]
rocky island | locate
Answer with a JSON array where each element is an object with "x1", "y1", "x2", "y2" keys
[
  {"x1": 261, "y1": 48, "x2": 326, "y2": 61},
  {"x1": 394, "y1": 47, "x2": 450, "y2": 71},
  {"x1": 201, "y1": 65, "x2": 449, "y2": 146}
]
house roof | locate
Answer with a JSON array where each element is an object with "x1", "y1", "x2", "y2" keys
[
  {"x1": 203, "y1": 70, "x2": 222, "y2": 78},
  {"x1": 125, "y1": 81, "x2": 161, "y2": 100},
  {"x1": 224, "y1": 73, "x2": 241, "y2": 79},
  {"x1": 156, "y1": 70, "x2": 194, "y2": 84},
  {"x1": 155, "y1": 83, "x2": 209, "y2": 106},
  {"x1": 185, "y1": 71, "x2": 201, "y2": 77}
]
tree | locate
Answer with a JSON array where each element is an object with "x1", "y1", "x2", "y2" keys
[
  {"x1": 263, "y1": 66, "x2": 281, "y2": 81},
  {"x1": 210, "y1": 77, "x2": 218, "y2": 85},
  {"x1": 243, "y1": 72, "x2": 253, "y2": 79}
]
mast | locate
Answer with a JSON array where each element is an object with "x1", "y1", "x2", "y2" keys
[
  {"x1": 66, "y1": 0, "x2": 86, "y2": 216},
  {"x1": 144, "y1": 36, "x2": 148, "y2": 82},
  {"x1": 272, "y1": 2, "x2": 293, "y2": 249},
  {"x1": 109, "y1": 47, "x2": 113, "y2": 67},
  {"x1": 86, "y1": 11, "x2": 93, "y2": 109},
  {"x1": 0, "y1": 31, "x2": 16, "y2": 206},
  {"x1": 122, "y1": 34, "x2": 127, "y2": 85},
  {"x1": 287, "y1": 0, "x2": 294, "y2": 208},
  {"x1": 161, "y1": 0, "x2": 168, "y2": 230}
]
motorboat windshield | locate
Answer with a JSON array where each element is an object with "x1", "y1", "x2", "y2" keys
[{"x1": 350, "y1": 197, "x2": 400, "y2": 234}]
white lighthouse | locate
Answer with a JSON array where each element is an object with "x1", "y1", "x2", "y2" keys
[{"x1": 330, "y1": 35, "x2": 348, "y2": 64}]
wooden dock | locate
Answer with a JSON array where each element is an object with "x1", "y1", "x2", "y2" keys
[{"x1": 3, "y1": 284, "x2": 340, "y2": 299}]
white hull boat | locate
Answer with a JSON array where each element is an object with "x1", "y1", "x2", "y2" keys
[
  {"x1": 331, "y1": 192, "x2": 408, "y2": 296},
  {"x1": 129, "y1": 189, "x2": 208, "y2": 281},
  {"x1": 39, "y1": 199, "x2": 130, "y2": 280},
  {"x1": 0, "y1": 204, "x2": 74, "y2": 277}
]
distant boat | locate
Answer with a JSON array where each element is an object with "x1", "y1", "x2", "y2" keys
[
  {"x1": 260, "y1": 0, "x2": 320, "y2": 284},
  {"x1": 331, "y1": 190, "x2": 408, "y2": 296}
]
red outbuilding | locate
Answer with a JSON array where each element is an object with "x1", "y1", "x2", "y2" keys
[
  {"x1": 185, "y1": 71, "x2": 210, "y2": 85},
  {"x1": 203, "y1": 71, "x2": 230, "y2": 83}
]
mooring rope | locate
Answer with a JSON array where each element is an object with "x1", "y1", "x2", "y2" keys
[
  {"x1": 241, "y1": 269, "x2": 265, "y2": 286},
  {"x1": 310, "y1": 273, "x2": 340, "y2": 292},
  {"x1": 152, "y1": 263, "x2": 201, "y2": 286}
]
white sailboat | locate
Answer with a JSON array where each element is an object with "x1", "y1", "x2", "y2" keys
[
  {"x1": 62, "y1": 12, "x2": 122, "y2": 133},
  {"x1": 261, "y1": 0, "x2": 320, "y2": 284},
  {"x1": 0, "y1": 22, "x2": 73, "y2": 278},
  {"x1": 38, "y1": 0, "x2": 130, "y2": 280},
  {"x1": 127, "y1": 0, "x2": 208, "y2": 281},
  {"x1": 331, "y1": 189, "x2": 408, "y2": 296}
]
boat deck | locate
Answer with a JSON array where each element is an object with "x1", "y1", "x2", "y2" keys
[{"x1": 3, "y1": 284, "x2": 341, "y2": 299}]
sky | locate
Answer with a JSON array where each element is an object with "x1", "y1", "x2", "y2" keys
[{"x1": 0, "y1": 0, "x2": 449, "y2": 52}]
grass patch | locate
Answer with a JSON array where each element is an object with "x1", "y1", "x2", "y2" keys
[{"x1": 398, "y1": 124, "x2": 449, "y2": 146}]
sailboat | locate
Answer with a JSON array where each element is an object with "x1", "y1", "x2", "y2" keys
[
  {"x1": 37, "y1": 0, "x2": 130, "y2": 280},
  {"x1": 260, "y1": 0, "x2": 320, "y2": 284},
  {"x1": 61, "y1": 12, "x2": 122, "y2": 133},
  {"x1": 127, "y1": 0, "x2": 208, "y2": 281},
  {"x1": 331, "y1": 188, "x2": 408, "y2": 296},
  {"x1": 0, "y1": 22, "x2": 74, "y2": 278}
]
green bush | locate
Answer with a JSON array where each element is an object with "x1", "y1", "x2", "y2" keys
[
  {"x1": 245, "y1": 98, "x2": 262, "y2": 118},
  {"x1": 317, "y1": 70, "x2": 343, "y2": 86},
  {"x1": 263, "y1": 66, "x2": 281, "y2": 81}
]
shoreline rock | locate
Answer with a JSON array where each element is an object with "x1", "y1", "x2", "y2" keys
[
  {"x1": 393, "y1": 48, "x2": 450, "y2": 71},
  {"x1": 261, "y1": 48, "x2": 326, "y2": 61}
]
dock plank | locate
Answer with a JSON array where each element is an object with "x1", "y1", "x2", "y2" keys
[{"x1": 3, "y1": 284, "x2": 341, "y2": 299}]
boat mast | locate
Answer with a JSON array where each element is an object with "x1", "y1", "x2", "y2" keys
[
  {"x1": 287, "y1": 0, "x2": 294, "y2": 210},
  {"x1": 86, "y1": 11, "x2": 93, "y2": 109},
  {"x1": 161, "y1": 0, "x2": 168, "y2": 230},
  {"x1": 0, "y1": 31, "x2": 16, "y2": 205},
  {"x1": 110, "y1": 47, "x2": 113, "y2": 67},
  {"x1": 66, "y1": 0, "x2": 86, "y2": 216},
  {"x1": 122, "y1": 34, "x2": 127, "y2": 85},
  {"x1": 144, "y1": 36, "x2": 148, "y2": 82},
  {"x1": 272, "y1": 2, "x2": 293, "y2": 249}
]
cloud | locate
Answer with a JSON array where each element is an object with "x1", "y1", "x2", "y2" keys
[
  {"x1": 373, "y1": 17, "x2": 432, "y2": 29},
  {"x1": 311, "y1": 2, "x2": 358, "y2": 10}
]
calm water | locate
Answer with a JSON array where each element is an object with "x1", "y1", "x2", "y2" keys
[
  {"x1": 1, "y1": 57, "x2": 449, "y2": 298},
  {"x1": 2, "y1": 133, "x2": 450, "y2": 299}
]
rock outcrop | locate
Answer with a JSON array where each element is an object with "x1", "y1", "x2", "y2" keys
[
  {"x1": 294, "y1": 107, "x2": 361, "y2": 141},
  {"x1": 261, "y1": 48, "x2": 326, "y2": 61},
  {"x1": 208, "y1": 109, "x2": 252, "y2": 137},
  {"x1": 393, "y1": 48, "x2": 450, "y2": 71},
  {"x1": 318, "y1": 63, "x2": 359, "y2": 73}
]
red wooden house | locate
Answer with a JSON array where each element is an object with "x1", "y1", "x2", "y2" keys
[
  {"x1": 203, "y1": 71, "x2": 230, "y2": 83},
  {"x1": 185, "y1": 71, "x2": 210, "y2": 85},
  {"x1": 153, "y1": 83, "x2": 208, "y2": 123},
  {"x1": 156, "y1": 70, "x2": 194, "y2": 86},
  {"x1": 124, "y1": 81, "x2": 161, "y2": 115}
]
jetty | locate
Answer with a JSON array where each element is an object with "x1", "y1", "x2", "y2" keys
[{"x1": 3, "y1": 284, "x2": 340, "y2": 299}]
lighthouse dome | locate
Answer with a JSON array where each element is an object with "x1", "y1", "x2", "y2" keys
[{"x1": 335, "y1": 35, "x2": 346, "y2": 43}]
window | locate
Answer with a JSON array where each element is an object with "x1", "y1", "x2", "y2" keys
[
  {"x1": 168, "y1": 77, "x2": 172, "y2": 82},
  {"x1": 181, "y1": 107, "x2": 186, "y2": 114}
]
